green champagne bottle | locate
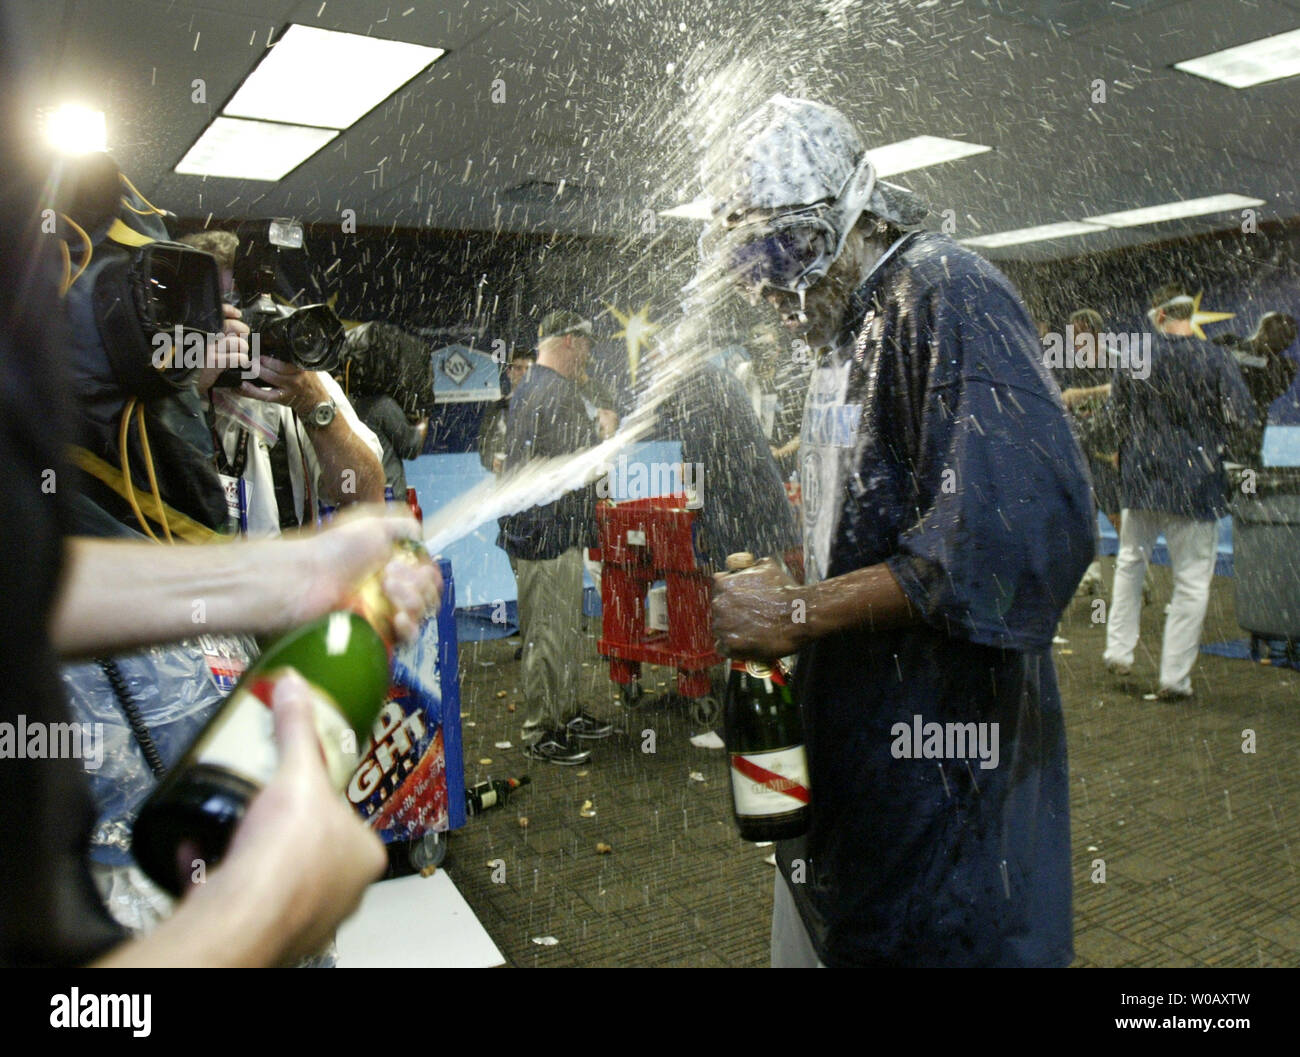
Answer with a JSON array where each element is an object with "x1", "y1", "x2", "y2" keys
[
  {"x1": 465, "y1": 775, "x2": 530, "y2": 817},
  {"x1": 721, "y1": 552, "x2": 810, "y2": 842},
  {"x1": 132, "y1": 544, "x2": 423, "y2": 895}
]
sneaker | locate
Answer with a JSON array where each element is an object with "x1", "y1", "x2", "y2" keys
[
  {"x1": 522, "y1": 730, "x2": 592, "y2": 765},
  {"x1": 1156, "y1": 686, "x2": 1194, "y2": 701},
  {"x1": 566, "y1": 710, "x2": 613, "y2": 740},
  {"x1": 1104, "y1": 659, "x2": 1133, "y2": 677}
]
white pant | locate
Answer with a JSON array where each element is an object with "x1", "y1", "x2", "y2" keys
[
  {"x1": 770, "y1": 870, "x2": 825, "y2": 968},
  {"x1": 1103, "y1": 509, "x2": 1218, "y2": 694}
]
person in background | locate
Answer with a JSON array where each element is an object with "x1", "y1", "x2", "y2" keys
[
  {"x1": 1060, "y1": 308, "x2": 1119, "y2": 595},
  {"x1": 1103, "y1": 282, "x2": 1255, "y2": 699},
  {"x1": 480, "y1": 347, "x2": 535, "y2": 659},
  {"x1": 351, "y1": 390, "x2": 429, "y2": 496},
  {"x1": 1213, "y1": 312, "x2": 1299, "y2": 466},
  {"x1": 0, "y1": 84, "x2": 438, "y2": 963},
  {"x1": 180, "y1": 231, "x2": 387, "y2": 534},
  {"x1": 478, "y1": 347, "x2": 535, "y2": 474},
  {"x1": 706, "y1": 95, "x2": 1094, "y2": 967},
  {"x1": 577, "y1": 362, "x2": 620, "y2": 442},
  {"x1": 499, "y1": 310, "x2": 613, "y2": 765}
]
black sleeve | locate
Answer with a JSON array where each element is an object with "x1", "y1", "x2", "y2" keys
[
  {"x1": 0, "y1": 147, "x2": 126, "y2": 964},
  {"x1": 366, "y1": 396, "x2": 425, "y2": 460}
]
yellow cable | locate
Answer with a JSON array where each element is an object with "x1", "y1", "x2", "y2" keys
[
  {"x1": 59, "y1": 212, "x2": 93, "y2": 291},
  {"x1": 70, "y1": 447, "x2": 220, "y2": 543},
  {"x1": 135, "y1": 403, "x2": 173, "y2": 543},
  {"x1": 117, "y1": 399, "x2": 159, "y2": 543},
  {"x1": 58, "y1": 239, "x2": 71, "y2": 296},
  {"x1": 117, "y1": 172, "x2": 166, "y2": 216}
]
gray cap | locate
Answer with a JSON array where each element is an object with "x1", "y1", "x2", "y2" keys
[
  {"x1": 538, "y1": 309, "x2": 593, "y2": 341},
  {"x1": 703, "y1": 94, "x2": 928, "y2": 228}
]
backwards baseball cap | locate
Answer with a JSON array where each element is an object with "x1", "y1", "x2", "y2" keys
[{"x1": 538, "y1": 309, "x2": 594, "y2": 341}]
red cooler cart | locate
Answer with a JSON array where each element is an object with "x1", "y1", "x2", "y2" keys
[{"x1": 596, "y1": 494, "x2": 724, "y2": 725}]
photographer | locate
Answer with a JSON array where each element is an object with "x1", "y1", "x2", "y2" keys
[
  {"x1": 351, "y1": 390, "x2": 428, "y2": 496},
  {"x1": 181, "y1": 231, "x2": 387, "y2": 534},
  {"x1": 0, "y1": 115, "x2": 439, "y2": 966}
]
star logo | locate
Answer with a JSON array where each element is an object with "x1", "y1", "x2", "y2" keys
[
  {"x1": 1188, "y1": 291, "x2": 1235, "y2": 340},
  {"x1": 605, "y1": 302, "x2": 659, "y2": 386}
]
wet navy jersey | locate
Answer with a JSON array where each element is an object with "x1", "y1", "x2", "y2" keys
[
  {"x1": 498, "y1": 364, "x2": 600, "y2": 561},
  {"x1": 782, "y1": 232, "x2": 1095, "y2": 967},
  {"x1": 1112, "y1": 334, "x2": 1255, "y2": 519}
]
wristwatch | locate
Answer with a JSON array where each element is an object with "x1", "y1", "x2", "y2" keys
[{"x1": 303, "y1": 398, "x2": 337, "y2": 429}]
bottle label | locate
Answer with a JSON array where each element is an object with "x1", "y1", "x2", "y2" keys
[
  {"x1": 480, "y1": 789, "x2": 497, "y2": 810},
  {"x1": 194, "y1": 674, "x2": 360, "y2": 790},
  {"x1": 730, "y1": 746, "x2": 810, "y2": 817}
]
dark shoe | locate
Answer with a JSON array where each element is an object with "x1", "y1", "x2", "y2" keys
[
  {"x1": 566, "y1": 709, "x2": 614, "y2": 740},
  {"x1": 513, "y1": 646, "x2": 523, "y2": 661},
  {"x1": 1156, "y1": 685, "x2": 1194, "y2": 701},
  {"x1": 522, "y1": 730, "x2": 592, "y2": 765}
]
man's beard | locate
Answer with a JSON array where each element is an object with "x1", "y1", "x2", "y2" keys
[{"x1": 769, "y1": 233, "x2": 890, "y2": 349}]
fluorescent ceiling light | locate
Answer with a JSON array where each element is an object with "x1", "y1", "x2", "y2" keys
[
  {"x1": 174, "y1": 117, "x2": 338, "y2": 181},
  {"x1": 44, "y1": 104, "x2": 106, "y2": 154},
  {"x1": 224, "y1": 24, "x2": 444, "y2": 129},
  {"x1": 1174, "y1": 28, "x2": 1300, "y2": 88},
  {"x1": 866, "y1": 135, "x2": 991, "y2": 177},
  {"x1": 659, "y1": 198, "x2": 713, "y2": 220},
  {"x1": 961, "y1": 221, "x2": 1106, "y2": 248},
  {"x1": 1084, "y1": 194, "x2": 1264, "y2": 227}
]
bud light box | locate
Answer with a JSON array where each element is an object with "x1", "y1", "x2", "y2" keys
[{"x1": 347, "y1": 559, "x2": 466, "y2": 839}]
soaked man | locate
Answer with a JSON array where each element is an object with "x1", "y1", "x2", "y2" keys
[{"x1": 705, "y1": 96, "x2": 1095, "y2": 967}]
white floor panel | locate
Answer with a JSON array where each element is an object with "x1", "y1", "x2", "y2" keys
[{"x1": 336, "y1": 870, "x2": 505, "y2": 968}]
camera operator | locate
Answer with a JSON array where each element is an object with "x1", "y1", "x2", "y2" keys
[
  {"x1": 181, "y1": 231, "x2": 387, "y2": 534},
  {"x1": 0, "y1": 74, "x2": 439, "y2": 965}
]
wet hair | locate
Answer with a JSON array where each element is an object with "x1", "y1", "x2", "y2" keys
[
  {"x1": 1150, "y1": 281, "x2": 1193, "y2": 320},
  {"x1": 179, "y1": 230, "x2": 239, "y2": 271},
  {"x1": 1252, "y1": 312, "x2": 1298, "y2": 355},
  {"x1": 1069, "y1": 308, "x2": 1104, "y2": 334}
]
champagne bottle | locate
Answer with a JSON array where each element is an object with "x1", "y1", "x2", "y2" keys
[
  {"x1": 465, "y1": 775, "x2": 530, "y2": 817},
  {"x1": 132, "y1": 544, "x2": 425, "y2": 895},
  {"x1": 721, "y1": 552, "x2": 810, "y2": 842}
]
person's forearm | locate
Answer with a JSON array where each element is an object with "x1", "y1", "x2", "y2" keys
[
  {"x1": 394, "y1": 420, "x2": 427, "y2": 461},
  {"x1": 51, "y1": 537, "x2": 309, "y2": 657},
  {"x1": 309, "y1": 420, "x2": 386, "y2": 504},
  {"x1": 92, "y1": 860, "x2": 294, "y2": 968},
  {"x1": 800, "y1": 562, "x2": 918, "y2": 641}
]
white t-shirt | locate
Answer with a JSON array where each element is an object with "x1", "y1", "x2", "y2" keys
[{"x1": 211, "y1": 373, "x2": 383, "y2": 537}]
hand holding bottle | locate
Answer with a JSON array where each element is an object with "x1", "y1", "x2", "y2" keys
[
  {"x1": 711, "y1": 555, "x2": 806, "y2": 661},
  {"x1": 284, "y1": 504, "x2": 443, "y2": 638}
]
